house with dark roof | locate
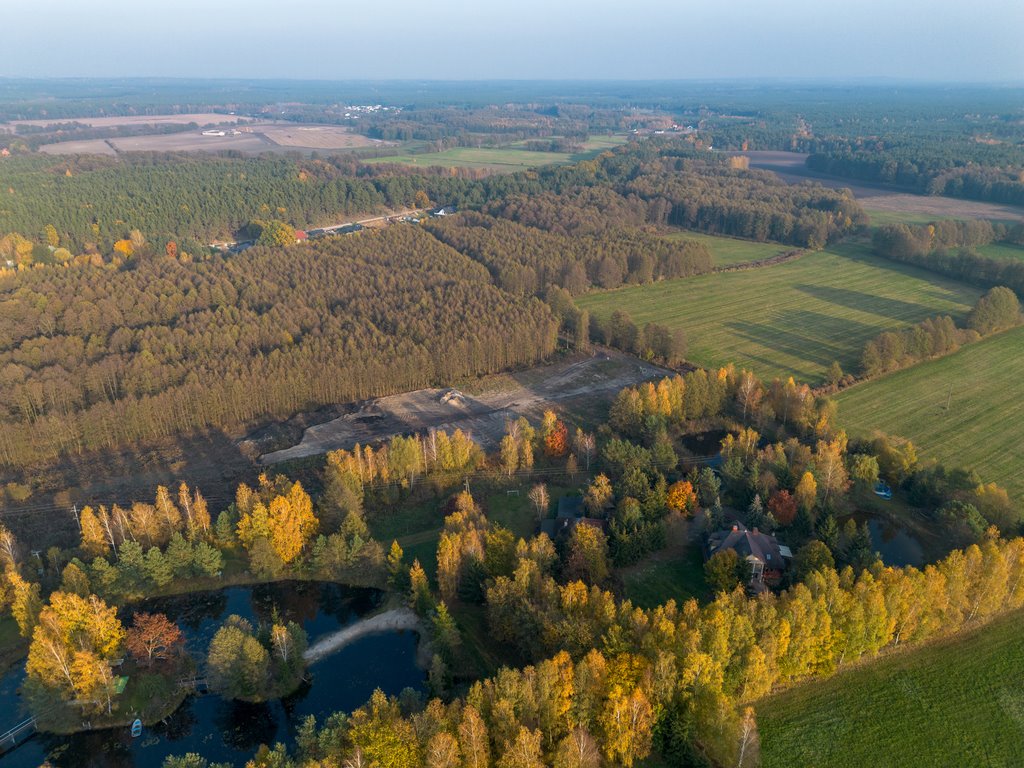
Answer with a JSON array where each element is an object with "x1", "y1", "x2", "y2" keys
[
  {"x1": 540, "y1": 495, "x2": 607, "y2": 541},
  {"x1": 706, "y1": 523, "x2": 792, "y2": 590}
]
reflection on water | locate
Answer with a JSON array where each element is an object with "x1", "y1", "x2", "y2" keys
[
  {"x1": 842, "y1": 512, "x2": 925, "y2": 567},
  {"x1": 0, "y1": 582, "x2": 425, "y2": 767}
]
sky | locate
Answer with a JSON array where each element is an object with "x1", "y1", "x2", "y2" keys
[{"x1": 2, "y1": 0, "x2": 1022, "y2": 82}]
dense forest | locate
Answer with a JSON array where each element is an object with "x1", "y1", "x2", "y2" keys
[
  {"x1": 425, "y1": 212, "x2": 713, "y2": 296},
  {"x1": 807, "y1": 143, "x2": 1024, "y2": 206},
  {"x1": 0, "y1": 138, "x2": 866, "y2": 256},
  {"x1": 0, "y1": 227, "x2": 556, "y2": 467},
  {"x1": 0, "y1": 154, "x2": 455, "y2": 247},
  {"x1": 0, "y1": 138, "x2": 874, "y2": 473}
]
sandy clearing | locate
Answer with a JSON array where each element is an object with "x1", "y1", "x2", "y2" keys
[
  {"x1": 259, "y1": 349, "x2": 669, "y2": 464},
  {"x1": 304, "y1": 607, "x2": 420, "y2": 663},
  {"x1": 108, "y1": 132, "x2": 273, "y2": 153}
]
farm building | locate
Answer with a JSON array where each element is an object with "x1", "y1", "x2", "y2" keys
[{"x1": 707, "y1": 523, "x2": 792, "y2": 590}]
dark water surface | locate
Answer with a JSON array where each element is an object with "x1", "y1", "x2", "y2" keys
[
  {"x1": 0, "y1": 582, "x2": 425, "y2": 767},
  {"x1": 841, "y1": 512, "x2": 926, "y2": 568}
]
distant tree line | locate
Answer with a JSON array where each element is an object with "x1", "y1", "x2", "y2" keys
[
  {"x1": 872, "y1": 220, "x2": 1024, "y2": 296},
  {"x1": 808, "y1": 144, "x2": 1024, "y2": 206}
]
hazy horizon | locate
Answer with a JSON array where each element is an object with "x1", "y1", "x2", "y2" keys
[{"x1": 3, "y1": 0, "x2": 1022, "y2": 83}]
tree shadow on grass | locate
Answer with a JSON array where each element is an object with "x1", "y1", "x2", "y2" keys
[
  {"x1": 791, "y1": 284, "x2": 945, "y2": 322},
  {"x1": 725, "y1": 309, "x2": 883, "y2": 380}
]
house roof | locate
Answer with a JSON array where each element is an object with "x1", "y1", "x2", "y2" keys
[
  {"x1": 557, "y1": 496, "x2": 584, "y2": 519},
  {"x1": 708, "y1": 524, "x2": 789, "y2": 568}
]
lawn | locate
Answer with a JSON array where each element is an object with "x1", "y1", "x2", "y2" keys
[
  {"x1": 577, "y1": 242, "x2": 981, "y2": 384},
  {"x1": 620, "y1": 546, "x2": 709, "y2": 609},
  {"x1": 758, "y1": 608, "x2": 1024, "y2": 767},
  {"x1": 664, "y1": 230, "x2": 787, "y2": 267},
  {"x1": 836, "y1": 325, "x2": 1024, "y2": 501}
]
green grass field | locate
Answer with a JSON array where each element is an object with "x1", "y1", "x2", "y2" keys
[
  {"x1": 836, "y1": 326, "x2": 1024, "y2": 501},
  {"x1": 664, "y1": 231, "x2": 786, "y2": 267},
  {"x1": 364, "y1": 136, "x2": 627, "y2": 172},
  {"x1": 620, "y1": 546, "x2": 708, "y2": 608},
  {"x1": 577, "y1": 242, "x2": 981, "y2": 384},
  {"x1": 758, "y1": 608, "x2": 1024, "y2": 767},
  {"x1": 977, "y1": 241, "x2": 1024, "y2": 262}
]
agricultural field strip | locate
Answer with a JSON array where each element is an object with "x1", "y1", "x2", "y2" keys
[
  {"x1": 758, "y1": 608, "x2": 1024, "y2": 767},
  {"x1": 363, "y1": 138, "x2": 628, "y2": 171},
  {"x1": 663, "y1": 231, "x2": 786, "y2": 267},
  {"x1": 578, "y1": 244, "x2": 981, "y2": 384},
  {"x1": 836, "y1": 325, "x2": 1024, "y2": 500},
  {"x1": 976, "y1": 241, "x2": 1024, "y2": 262}
]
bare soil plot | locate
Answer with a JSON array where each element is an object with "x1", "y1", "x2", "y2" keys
[
  {"x1": 260, "y1": 125, "x2": 383, "y2": 149},
  {"x1": 259, "y1": 349, "x2": 669, "y2": 464},
  {"x1": 108, "y1": 132, "x2": 273, "y2": 153},
  {"x1": 8, "y1": 113, "x2": 250, "y2": 129},
  {"x1": 740, "y1": 150, "x2": 1024, "y2": 222},
  {"x1": 38, "y1": 139, "x2": 117, "y2": 156}
]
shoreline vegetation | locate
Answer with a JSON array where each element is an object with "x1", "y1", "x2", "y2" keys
[{"x1": 25, "y1": 582, "x2": 423, "y2": 736}]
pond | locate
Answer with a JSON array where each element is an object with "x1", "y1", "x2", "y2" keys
[
  {"x1": 679, "y1": 429, "x2": 727, "y2": 469},
  {"x1": 0, "y1": 582, "x2": 425, "y2": 767},
  {"x1": 841, "y1": 512, "x2": 926, "y2": 568}
]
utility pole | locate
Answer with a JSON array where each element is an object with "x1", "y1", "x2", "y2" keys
[
  {"x1": 71, "y1": 504, "x2": 80, "y2": 532},
  {"x1": 945, "y1": 383, "x2": 953, "y2": 411}
]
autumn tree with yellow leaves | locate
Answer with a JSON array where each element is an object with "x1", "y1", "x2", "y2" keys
[
  {"x1": 26, "y1": 592, "x2": 126, "y2": 714},
  {"x1": 236, "y1": 475, "x2": 319, "y2": 567}
]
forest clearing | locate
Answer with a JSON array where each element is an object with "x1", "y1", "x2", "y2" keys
[
  {"x1": 662, "y1": 231, "x2": 788, "y2": 267},
  {"x1": 260, "y1": 349, "x2": 669, "y2": 463}
]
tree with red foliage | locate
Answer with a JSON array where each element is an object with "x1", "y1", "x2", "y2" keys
[
  {"x1": 542, "y1": 410, "x2": 569, "y2": 458},
  {"x1": 767, "y1": 490, "x2": 798, "y2": 527},
  {"x1": 125, "y1": 612, "x2": 184, "y2": 667}
]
